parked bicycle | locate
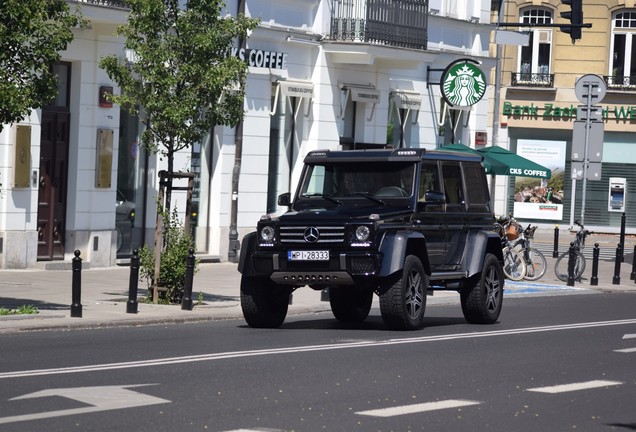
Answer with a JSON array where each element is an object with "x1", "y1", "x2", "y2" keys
[
  {"x1": 510, "y1": 224, "x2": 547, "y2": 281},
  {"x1": 494, "y1": 221, "x2": 526, "y2": 281},
  {"x1": 554, "y1": 220, "x2": 593, "y2": 282}
]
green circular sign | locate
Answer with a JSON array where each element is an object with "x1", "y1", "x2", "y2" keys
[{"x1": 441, "y1": 59, "x2": 487, "y2": 108}]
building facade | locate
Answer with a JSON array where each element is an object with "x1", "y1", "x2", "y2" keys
[
  {"x1": 490, "y1": 0, "x2": 636, "y2": 233},
  {"x1": 0, "y1": 0, "x2": 496, "y2": 269}
]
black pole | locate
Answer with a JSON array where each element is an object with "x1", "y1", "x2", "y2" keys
[
  {"x1": 567, "y1": 242, "x2": 575, "y2": 287},
  {"x1": 591, "y1": 243, "x2": 599, "y2": 286},
  {"x1": 71, "y1": 250, "x2": 82, "y2": 318},
  {"x1": 127, "y1": 249, "x2": 140, "y2": 314},
  {"x1": 553, "y1": 225, "x2": 559, "y2": 258},
  {"x1": 181, "y1": 248, "x2": 195, "y2": 311},
  {"x1": 619, "y1": 213, "x2": 626, "y2": 262},
  {"x1": 632, "y1": 245, "x2": 636, "y2": 281},
  {"x1": 613, "y1": 243, "x2": 622, "y2": 285}
]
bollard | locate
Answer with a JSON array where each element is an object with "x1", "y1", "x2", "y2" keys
[
  {"x1": 71, "y1": 250, "x2": 83, "y2": 318},
  {"x1": 631, "y1": 245, "x2": 636, "y2": 281},
  {"x1": 567, "y1": 242, "x2": 575, "y2": 287},
  {"x1": 620, "y1": 213, "x2": 626, "y2": 262},
  {"x1": 127, "y1": 249, "x2": 140, "y2": 314},
  {"x1": 553, "y1": 225, "x2": 559, "y2": 258},
  {"x1": 613, "y1": 243, "x2": 622, "y2": 285},
  {"x1": 591, "y1": 243, "x2": 600, "y2": 286},
  {"x1": 181, "y1": 248, "x2": 195, "y2": 311}
]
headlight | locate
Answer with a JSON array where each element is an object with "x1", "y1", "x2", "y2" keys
[
  {"x1": 355, "y1": 225, "x2": 370, "y2": 242},
  {"x1": 260, "y1": 225, "x2": 275, "y2": 242}
]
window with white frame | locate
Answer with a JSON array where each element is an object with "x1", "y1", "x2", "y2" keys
[
  {"x1": 518, "y1": 8, "x2": 552, "y2": 84},
  {"x1": 610, "y1": 10, "x2": 636, "y2": 88}
]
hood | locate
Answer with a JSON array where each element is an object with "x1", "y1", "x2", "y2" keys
[{"x1": 277, "y1": 204, "x2": 413, "y2": 223}]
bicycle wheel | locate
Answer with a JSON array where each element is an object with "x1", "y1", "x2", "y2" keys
[
  {"x1": 502, "y1": 247, "x2": 526, "y2": 281},
  {"x1": 554, "y1": 250, "x2": 586, "y2": 282},
  {"x1": 521, "y1": 247, "x2": 547, "y2": 281}
]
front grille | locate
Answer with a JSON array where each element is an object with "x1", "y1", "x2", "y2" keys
[{"x1": 280, "y1": 226, "x2": 345, "y2": 245}]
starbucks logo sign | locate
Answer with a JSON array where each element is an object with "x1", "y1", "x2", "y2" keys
[{"x1": 441, "y1": 59, "x2": 487, "y2": 108}]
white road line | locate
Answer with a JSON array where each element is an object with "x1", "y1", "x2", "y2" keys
[
  {"x1": 2, "y1": 318, "x2": 636, "y2": 379},
  {"x1": 614, "y1": 348, "x2": 636, "y2": 353},
  {"x1": 527, "y1": 380, "x2": 623, "y2": 394},
  {"x1": 356, "y1": 399, "x2": 481, "y2": 417},
  {"x1": 623, "y1": 334, "x2": 636, "y2": 339}
]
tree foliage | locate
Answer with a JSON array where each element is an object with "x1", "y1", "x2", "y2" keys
[
  {"x1": 0, "y1": 0, "x2": 82, "y2": 131},
  {"x1": 99, "y1": 0, "x2": 258, "y2": 167}
]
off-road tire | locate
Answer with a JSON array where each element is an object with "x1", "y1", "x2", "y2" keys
[
  {"x1": 240, "y1": 276, "x2": 291, "y2": 328},
  {"x1": 379, "y1": 255, "x2": 427, "y2": 330},
  {"x1": 329, "y1": 286, "x2": 373, "y2": 322},
  {"x1": 461, "y1": 253, "x2": 504, "y2": 324}
]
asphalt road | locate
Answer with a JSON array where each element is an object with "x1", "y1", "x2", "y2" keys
[{"x1": 0, "y1": 291, "x2": 635, "y2": 432}]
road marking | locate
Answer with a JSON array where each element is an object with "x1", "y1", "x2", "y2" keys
[
  {"x1": 527, "y1": 380, "x2": 623, "y2": 394},
  {"x1": 623, "y1": 334, "x2": 636, "y2": 339},
  {"x1": 356, "y1": 399, "x2": 480, "y2": 417},
  {"x1": 614, "y1": 348, "x2": 636, "y2": 353},
  {"x1": 1, "y1": 318, "x2": 636, "y2": 380},
  {"x1": 0, "y1": 385, "x2": 169, "y2": 425}
]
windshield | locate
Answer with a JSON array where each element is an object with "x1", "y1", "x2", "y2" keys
[{"x1": 299, "y1": 162, "x2": 416, "y2": 201}]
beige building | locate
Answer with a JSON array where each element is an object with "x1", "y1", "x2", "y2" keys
[{"x1": 490, "y1": 0, "x2": 636, "y2": 232}]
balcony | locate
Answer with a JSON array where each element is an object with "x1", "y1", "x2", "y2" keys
[
  {"x1": 603, "y1": 75, "x2": 636, "y2": 91},
  {"x1": 329, "y1": 0, "x2": 428, "y2": 51},
  {"x1": 511, "y1": 72, "x2": 554, "y2": 88},
  {"x1": 71, "y1": 0, "x2": 129, "y2": 8}
]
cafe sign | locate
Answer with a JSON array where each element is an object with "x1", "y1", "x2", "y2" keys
[{"x1": 441, "y1": 59, "x2": 487, "y2": 108}]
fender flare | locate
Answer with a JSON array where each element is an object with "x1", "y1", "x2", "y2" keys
[
  {"x1": 237, "y1": 231, "x2": 257, "y2": 275},
  {"x1": 378, "y1": 230, "x2": 431, "y2": 278},
  {"x1": 463, "y1": 230, "x2": 503, "y2": 277}
]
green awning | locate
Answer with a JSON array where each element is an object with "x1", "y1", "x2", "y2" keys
[
  {"x1": 477, "y1": 146, "x2": 551, "y2": 179},
  {"x1": 438, "y1": 143, "x2": 508, "y2": 175}
]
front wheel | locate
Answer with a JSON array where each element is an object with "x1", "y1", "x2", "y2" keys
[
  {"x1": 329, "y1": 286, "x2": 373, "y2": 323},
  {"x1": 380, "y1": 255, "x2": 427, "y2": 330},
  {"x1": 521, "y1": 247, "x2": 547, "y2": 281},
  {"x1": 554, "y1": 251, "x2": 586, "y2": 282},
  {"x1": 240, "y1": 276, "x2": 291, "y2": 328},
  {"x1": 502, "y1": 247, "x2": 526, "y2": 281},
  {"x1": 461, "y1": 253, "x2": 504, "y2": 324}
]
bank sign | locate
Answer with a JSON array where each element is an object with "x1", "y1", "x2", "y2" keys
[
  {"x1": 503, "y1": 101, "x2": 636, "y2": 120},
  {"x1": 441, "y1": 59, "x2": 487, "y2": 108}
]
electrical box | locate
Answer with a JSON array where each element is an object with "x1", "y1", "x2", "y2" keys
[{"x1": 608, "y1": 177, "x2": 626, "y2": 212}]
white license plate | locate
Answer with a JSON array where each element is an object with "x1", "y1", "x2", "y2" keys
[{"x1": 288, "y1": 250, "x2": 329, "y2": 261}]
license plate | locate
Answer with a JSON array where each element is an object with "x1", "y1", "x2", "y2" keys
[{"x1": 288, "y1": 250, "x2": 329, "y2": 261}]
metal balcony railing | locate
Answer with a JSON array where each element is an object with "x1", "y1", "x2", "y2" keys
[
  {"x1": 603, "y1": 75, "x2": 636, "y2": 91},
  {"x1": 70, "y1": 0, "x2": 129, "y2": 9},
  {"x1": 329, "y1": 0, "x2": 428, "y2": 50},
  {"x1": 511, "y1": 72, "x2": 554, "y2": 88}
]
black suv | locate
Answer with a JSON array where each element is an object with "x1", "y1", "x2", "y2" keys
[{"x1": 238, "y1": 148, "x2": 504, "y2": 330}]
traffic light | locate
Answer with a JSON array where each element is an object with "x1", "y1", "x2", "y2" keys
[{"x1": 560, "y1": 0, "x2": 583, "y2": 43}]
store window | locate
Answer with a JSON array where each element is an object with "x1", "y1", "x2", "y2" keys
[
  {"x1": 609, "y1": 10, "x2": 636, "y2": 88},
  {"x1": 518, "y1": 8, "x2": 552, "y2": 85}
]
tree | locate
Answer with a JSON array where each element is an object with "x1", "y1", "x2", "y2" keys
[
  {"x1": 0, "y1": 0, "x2": 82, "y2": 131},
  {"x1": 99, "y1": 0, "x2": 258, "y2": 213}
]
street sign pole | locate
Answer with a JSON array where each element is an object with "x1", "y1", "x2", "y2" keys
[{"x1": 580, "y1": 80, "x2": 592, "y2": 227}]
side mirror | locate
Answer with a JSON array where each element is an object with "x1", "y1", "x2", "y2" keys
[
  {"x1": 277, "y1": 192, "x2": 291, "y2": 207},
  {"x1": 424, "y1": 190, "x2": 446, "y2": 203}
]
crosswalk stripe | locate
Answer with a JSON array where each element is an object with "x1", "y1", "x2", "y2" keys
[
  {"x1": 356, "y1": 399, "x2": 480, "y2": 417},
  {"x1": 614, "y1": 347, "x2": 636, "y2": 353},
  {"x1": 527, "y1": 380, "x2": 623, "y2": 394},
  {"x1": 622, "y1": 334, "x2": 636, "y2": 339}
]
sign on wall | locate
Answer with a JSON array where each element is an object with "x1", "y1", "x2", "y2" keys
[{"x1": 440, "y1": 59, "x2": 487, "y2": 108}]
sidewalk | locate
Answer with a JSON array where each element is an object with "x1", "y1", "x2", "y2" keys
[{"x1": 1, "y1": 228, "x2": 634, "y2": 334}]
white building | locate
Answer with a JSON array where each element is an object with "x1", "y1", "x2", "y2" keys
[{"x1": 0, "y1": 0, "x2": 496, "y2": 269}]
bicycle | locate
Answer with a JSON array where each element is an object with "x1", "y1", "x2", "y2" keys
[
  {"x1": 494, "y1": 221, "x2": 526, "y2": 281},
  {"x1": 554, "y1": 220, "x2": 593, "y2": 282},
  {"x1": 510, "y1": 224, "x2": 547, "y2": 281}
]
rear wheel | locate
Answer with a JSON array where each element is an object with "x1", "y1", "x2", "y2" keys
[
  {"x1": 554, "y1": 251, "x2": 586, "y2": 282},
  {"x1": 461, "y1": 253, "x2": 504, "y2": 324},
  {"x1": 380, "y1": 255, "x2": 427, "y2": 330},
  {"x1": 240, "y1": 276, "x2": 291, "y2": 328},
  {"x1": 329, "y1": 286, "x2": 373, "y2": 323},
  {"x1": 502, "y1": 247, "x2": 526, "y2": 281}
]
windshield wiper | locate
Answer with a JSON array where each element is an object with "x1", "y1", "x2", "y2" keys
[
  {"x1": 301, "y1": 193, "x2": 342, "y2": 205},
  {"x1": 342, "y1": 193, "x2": 386, "y2": 206}
]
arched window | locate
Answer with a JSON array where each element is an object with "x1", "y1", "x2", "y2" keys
[
  {"x1": 517, "y1": 8, "x2": 553, "y2": 85},
  {"x1": 609, "y1": 10, "x2": 636, "y2": 88}
]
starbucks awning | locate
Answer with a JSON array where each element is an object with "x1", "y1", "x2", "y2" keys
[
  {"x1": 339, "y1": 83, "x2": 380, "y2": 121},
  {"x1": 438, "y1": 143, "x2": 507, "y2": 175},
  {"x1": 270, "y1": 78, "x2": 314, "y2": 117},
  {"x1": 477, "y1": 146, "x2": 551, "y2": 179}
]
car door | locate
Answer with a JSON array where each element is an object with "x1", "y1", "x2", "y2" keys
[
  {"x1": 414, "y1": 161, "x2": 446, "y2": 268},
  {"x1": 440, "y1": 161, "x2": 468, "y2": 268}
]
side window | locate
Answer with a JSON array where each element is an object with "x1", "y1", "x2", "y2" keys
[
  {"x1": 418, "y1": 162, "x2": 441, "y2": 201},
  {"x1": 463, "y1": 164, "x2": 488, "y2": 205},
  {"x1": 440, "y1": 162, "x2": 464, "y2": 205}
]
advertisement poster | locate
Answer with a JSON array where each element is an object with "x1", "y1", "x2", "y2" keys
[{"x1": 513, "y1": 140, "x2": 566, "y2": 220}]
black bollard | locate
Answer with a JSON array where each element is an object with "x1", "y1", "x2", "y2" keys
[
  {"x1": 71, "y1": 250, "x2": 83, "y2": 318},
  {"x1": 553, "y1": 225, "x2": 559, "y2": 258},
  {"x1": 631, "y1": 245, "x2": 636, "y2": 281},
  {"x1": 181, "y1": 248, "x2": 195, "y2": 311},
  {"x1": 591, "y1": 243, "x2": 600, "y2": 286},
  {"x1": 620, "y1": 213, "x2": 626, "y2": 262},
  {"x1": 613, "y1": 243, "x2": 622, "y2": 285},
  {"x1": 127, "y1": 249, "x2": 140, "y2": 314},
  {"x1": 567, "y1": 242, "x2": 575, "y2": 287}
]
